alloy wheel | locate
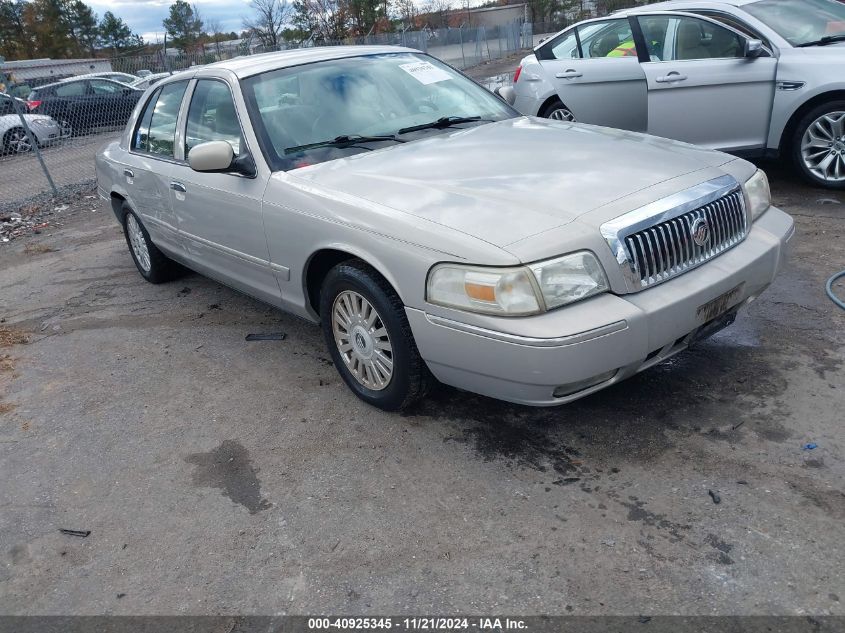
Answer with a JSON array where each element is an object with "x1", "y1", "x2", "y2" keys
[
  {"x1": 126, "y1": 214, "x2": 151, "y2": 272},
  {"x1": 801, "y1": 111, "x2": 845, "y2": 183},
  {"x1": 331, "y1": 290, "x2": 394, "y2": 391},
  {"x1": 8, "y1": 129, "x2": 33, "y2": 153},
  {"x1": 548, "y1": 107, "x2": 576, "y2": 122}
]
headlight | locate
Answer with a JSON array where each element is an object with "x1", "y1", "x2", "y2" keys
[
  {"x1": 427, "y1": 251, "x2": 609, "y2": 316},
  {"x1": 529, "y1": 251, "x2": 609, "y2": 310},
  {"x1": 743, "y1": 169, "x2": 771, "y2": 221}
]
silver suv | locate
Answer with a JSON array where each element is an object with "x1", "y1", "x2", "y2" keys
[{"x1": 506, "y1": 0, "x2": 845, "y2": 188}]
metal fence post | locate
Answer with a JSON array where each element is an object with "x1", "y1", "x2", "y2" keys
[
  {"x1": 11, "y1": 96, "x2": 58, "y2": 197},
  {"x1": 459, "y1": 26, "x2": 466, "y2": 69}
]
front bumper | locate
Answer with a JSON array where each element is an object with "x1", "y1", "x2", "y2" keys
[{"x1": 407, "y1": 206, "x2": 794, "y2": 406}]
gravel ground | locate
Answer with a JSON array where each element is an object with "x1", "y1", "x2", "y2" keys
[{"x1": 0, "y1": 160, "x2": 843, "y2": 616}]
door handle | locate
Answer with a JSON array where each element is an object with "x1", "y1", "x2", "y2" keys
[
  {"x1": 656, "y1": 72, "x2": 688, "y2": 84},
  {"x1": 170, "y1": 182, "x2": 187, "y2": 193},
  {"x1": 555, "y1": 70, "x2": 583, "y2": 79},
  {"x1": 123, "y1": 168, "x2": 134, "y2": 178}
]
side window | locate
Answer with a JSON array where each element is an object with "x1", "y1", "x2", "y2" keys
[
  {"x1": 132, "y1": 88, "x2": 161, "y2": 152},
  {"x1": 89, "y1": 80, "x2": 123, "y2": 95},
  {"x1": 55, "y1": 82, "x2": 85, "y2": 97},
  {"x1": 639, "y1": 16, "x2": 745, "y2": 61},
  {"x1": 185, "y1": 80, "x2": 243, "y2": 156},
  {"x1": 577, "y1": 19, "x2": 636, "y2": 59},
  {"x1": 146, "y1": 81, "x2": 189, "y2": 157},
  {"x1": 548, "y1": 29, "x2": 580, "y2": 60},
  {"x1": 0, "y1": 95, "x2": 12, "y2": 115}
]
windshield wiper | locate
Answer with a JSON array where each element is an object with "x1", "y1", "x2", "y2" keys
[
  {"x1": 398, "y1": 116, "x2": 491, "y2": 135},
  {"x1": 284, "y1": 134, "x2": 405, "y2": 155},
  {"x1": 796, "y1": 34, "x2": 845, "y2": 47}
]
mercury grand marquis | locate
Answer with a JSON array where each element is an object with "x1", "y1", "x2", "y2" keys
[{"x1": 95, "y1": 46, "x2": 795, "y2": 411}]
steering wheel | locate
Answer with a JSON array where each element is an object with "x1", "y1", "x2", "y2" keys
[{"x1": 411, "y1": 97, "x2": 440, "y2": 114}]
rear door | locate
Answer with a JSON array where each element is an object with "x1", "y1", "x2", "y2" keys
[
  {"x1": 635, "y1": 13, "x2": 777, "y2": 151},
  {"x1": 121, "y1": 81, "x2": 191, "y2": 256},
  {"x1": 88, "y1": 79, "x2": 136, "y2": 126},
  {"x1": 535, "y1": 17, "x2": 647, "y2": 131}
]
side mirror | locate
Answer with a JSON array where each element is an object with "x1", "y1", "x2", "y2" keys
[
  {"x1": 744, "y1": 39, "x2": 765, "y2": 58},
  {"x1": 188, "y1": 140, "x2": 234, "y2": 172},
  {"x1": 187, "y1": 140, "x2": 255, "y2": 177}
]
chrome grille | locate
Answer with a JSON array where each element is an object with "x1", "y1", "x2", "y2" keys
[
  {"x1": 626, "y1": 190, "x2": 747, "y2": 287},
  {"x1": 600, "y1": 176, "x2": 749, "y2": 292}
]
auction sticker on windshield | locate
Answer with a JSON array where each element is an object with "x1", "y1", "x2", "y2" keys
[{"x1": 399, "y1": 61, "x2": 452, "y2": 85}]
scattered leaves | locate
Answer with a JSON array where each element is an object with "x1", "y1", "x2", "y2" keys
[
  {"x1": 23, "y1": 243, "x2": 56, "y2": 255},
  {"x1": 0, "y1": 327, "x2": 29, "y2": 347}
]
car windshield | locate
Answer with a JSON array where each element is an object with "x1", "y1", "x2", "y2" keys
[
  {"x1": 745, "y1": 0, "x2": 845, "y2": 46},
  {"x1": 242, "y1": 52, "x2": 516, "y2": 170}
]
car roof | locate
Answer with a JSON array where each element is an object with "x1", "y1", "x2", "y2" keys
[
  {"x1": 35, "y1": 77, "x2": 130, "y2": 90},
  {"x1": 618, "y1": 0, "x2": 762, "y2": 12},
  {"x1": 197, "y1": 45, "x2": 421, "y2": 79}
]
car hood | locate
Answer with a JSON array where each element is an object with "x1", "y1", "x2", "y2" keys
[{"x1": 288, "y1": 117, "x2": 737, "y2": 248}]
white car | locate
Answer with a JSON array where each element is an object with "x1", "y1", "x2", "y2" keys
[
  {"x1": 130, "y1": 72, "x2": 171, "y2": 91},
  {"x1": 505, "y1": 0, "x2": 845, "y2": 188},
  {"x1": 0, "y1": 112, "x2": 67, "y2": 155},
  {"x1": 60, "y1": 72, "x2": 138, "y2": 85}
]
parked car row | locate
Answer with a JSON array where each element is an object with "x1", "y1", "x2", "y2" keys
[
  {"x1": 97, "y1": 46, "x2": 793, "y2": 411},
  {"x1": 26, "y1": 77, "x2": 145, "y2": 136},
  {"x1": 500, "y1": 0, "x2": 845, "y2": 189}
]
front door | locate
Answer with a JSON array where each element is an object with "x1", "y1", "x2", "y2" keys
[
  {"x1": 169, "y1": 78, "x2": 280, "y2": 306},
  {"x1": 536, "y1": 17, "x2": 648, "y2": 131},
  {"x1": 635, "y1": 14, "x2": 777, "y2": 151}
]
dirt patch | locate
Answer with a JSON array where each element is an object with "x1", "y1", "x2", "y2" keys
[
  {"x1": 0, "y1": 402, "x2": 16, "y2": 415},
  {"x1": 0, "y1": 326, "x2": 29, "y2": 347},
  {"x1": 23, "y1": 244, "x2": 56, "y2": 255},
  {"x1": 0, "y1": 354, "x2": 14, "y2": 373}
]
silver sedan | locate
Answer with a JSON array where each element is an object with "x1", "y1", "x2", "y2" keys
[
  {"x1": 96, "y1": 46, "x2": 794, "y2": 410},
  {"x1": 505, "y1": 0, "x2": 845, "y2": 188}
]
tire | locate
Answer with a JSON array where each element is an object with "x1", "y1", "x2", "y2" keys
[
  {"x1": 319, "y1": 260, "x2": 434, "y2": 411},
  {"x1": 541, "y1": 99, "x2": 576, "y2": 122},
  {"x1": 791, "y1": 100, "x2": 845, "y2": 189},
  {"x1": 3, "y1": 127, "x2": 33, "y2": 154},
  {"x1": 121, "y1": 204, "x2": 180, "y2": 283}
]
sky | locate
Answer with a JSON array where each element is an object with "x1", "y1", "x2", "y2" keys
[{"x1": 87, "y1": 0, "x2": 254, "y2": 44}]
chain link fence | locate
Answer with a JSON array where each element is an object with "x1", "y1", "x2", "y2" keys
[{"x1": 0, "y1": 21, "x2": 535, "y2": 220}]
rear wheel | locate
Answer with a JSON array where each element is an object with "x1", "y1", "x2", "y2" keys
[
  {"x1": 121, "y1": 204, "x2": 180, "y2": 283},
  {"x1": 541, "y1": 99, "x2": 576, "y2": 122},
  {"x1": 3, "y1": 127, "x2": 33, "y2": 154},
  {"x1": 792, "y1": 100, "x2": 845, "y2": 189},
  {"x1": 320, "y1": 260, "x2": 433, "y2": 411}
]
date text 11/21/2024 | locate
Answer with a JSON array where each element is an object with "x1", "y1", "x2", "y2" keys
[{"x1": 307, "y1": 618, "x2": 528, "y2": 630}]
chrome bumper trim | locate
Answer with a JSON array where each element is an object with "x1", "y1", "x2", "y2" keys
[{"x1": 424, "y1": 314, "x2": 627, "y2": 347}]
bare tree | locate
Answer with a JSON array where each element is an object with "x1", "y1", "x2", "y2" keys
[
  {"x1": 243, "y1": 0, "x2": 292, "y2": 49},
  {"x1": 206, "y1": 17, "x2": 223, "y2": 56},
  {"x1": 423, "y1": 0, "x2": 451, "y2": 29}
]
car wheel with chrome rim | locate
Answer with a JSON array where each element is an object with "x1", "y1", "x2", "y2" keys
[
  {"x1": 320, "y1": 260, "x2": 433, "y2": 411},
  {"x1": 793, "y1": 101, "x2": 845, "y2": 190},
  {"x1": 541, "y1": 100, "x2": 576, "y2": 123},
  {"x1": 3, "y1": 127, "x2": 33, "y2": 154},
  {"x1": 121, "y1": 203, "x2": 181, "y2": 283}
]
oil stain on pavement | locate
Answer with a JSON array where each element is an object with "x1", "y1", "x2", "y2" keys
[{"x1": 185, "y1": 440, "x2": 271, "y2": 514}]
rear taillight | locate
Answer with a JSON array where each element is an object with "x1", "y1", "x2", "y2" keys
[
  {"x1": 27, "y1": 100, "x2": 42, "y2": 110},
  {"x1": 513, "y1": 66, "x2": 522, "y2": 83}
]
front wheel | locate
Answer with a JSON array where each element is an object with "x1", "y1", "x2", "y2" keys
[
  {"x1": 792, "y1": 101, "x2": 845, "y2": 189},
  {"x1": 320, "y1": 261, "x2": 433, "y2": 411},
  {"x1": 3, "y1": 127, "x2": 34, "y2": 154}
]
